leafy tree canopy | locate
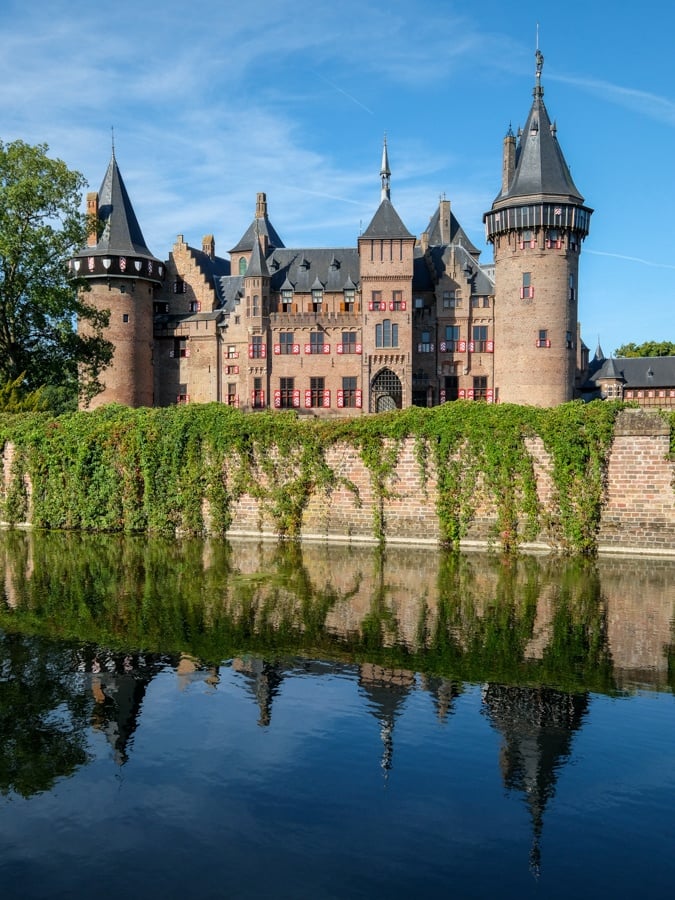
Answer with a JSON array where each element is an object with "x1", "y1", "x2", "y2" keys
[
  {"x1": 613, "y1": 340, "x2": 675, "y2": 358},
  {"x1": 0, "y1": 139, "x2": 112, "y2": 409}
]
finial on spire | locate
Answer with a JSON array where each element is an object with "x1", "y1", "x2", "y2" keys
[
  {"x1": 111, "y1": 126, "x2": 115, "y2": 158},
  {"x1": 380, "y1": 133, "x2": 391, "y2": 202},
  {"x1": 534, "y1": 41, "x2": 544, "y2": 98}
]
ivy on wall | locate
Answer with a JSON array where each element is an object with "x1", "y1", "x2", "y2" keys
[{"x1": 0, "y1": 400, "x2": 624, "y2": 555}]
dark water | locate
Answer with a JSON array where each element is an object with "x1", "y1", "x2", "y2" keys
[{"x1": 0, "y1": 532, "x2": 674, "y2": 899}]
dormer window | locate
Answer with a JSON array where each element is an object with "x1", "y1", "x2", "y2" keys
[
  {"x1": 238, "y1": 257, "x2": 247, "y2": 275},
  {"x1": 281, "y1": 288, "x2": 293, "y2": 312},
  {"x1": 343, "y1": 288, "x2": 355, "y2": 312},
  {"x1": 311, "y1": 288, "x2": 323, "y2": 312}
]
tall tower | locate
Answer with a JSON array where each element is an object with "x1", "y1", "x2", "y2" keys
[
  {"x1": 484, "y1": 49, "x2": 592, "y2": 406},
  {"x1": 71, "y1": 150, "x2": 165, "y2": 408}
]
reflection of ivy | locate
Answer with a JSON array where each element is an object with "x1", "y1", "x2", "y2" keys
[
  {"x1": 0, "y1": 531, "x2": 624, "y2": 694},
  {"x1": 1, "y1": 401, "x2": 625, "y2": 554}
]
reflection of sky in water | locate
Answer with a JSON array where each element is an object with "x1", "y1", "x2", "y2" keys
[{"x1": 0, "y1": 655, "x2": 674, "y2": 899}]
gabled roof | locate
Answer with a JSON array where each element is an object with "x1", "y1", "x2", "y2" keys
[
  {"x1": 230, "y1": 216, "x2": 284, "y2": 254},
  {"x1": 585, "y1": 356, "x2": 675, "y2": 389},
  {"x1": 494, "y1": 52, "x2": 584, "y2": 206},
  {"x1": 361, "y1": 198, "x2": 414, "y2": 240},
  {"x1": 88, "y1": 152, "x2": 160, "y2": 260},
  {"x1": 423, "y1": 204, "x2": 480, "y2": 256},
  {"x1": 266, "y1": 248, "x2": 360, "y2": 292}
]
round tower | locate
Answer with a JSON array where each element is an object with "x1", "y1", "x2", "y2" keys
[
  {"x1": 70, "y1": 150, "x2": 165, "y2": 408},
  {"x1": 484, "y1": 50, "x2": 593, "y2": 406}
]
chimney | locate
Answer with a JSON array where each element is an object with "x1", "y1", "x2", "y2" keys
[
  {"x1": 202, "y1": 234, "x2": 215, "y2": 259},
  {"x1": 420, "y1": 230, "x2": 429, "y2": 253},
  {"x1": 502, "y1": 130, "x2": 516, "y2": 195},
  {"x1": 86, "y1": 191, "x2": 99, "y2": 247},
  {"x1": 256, "y1": 192, "x2": 268, "y2": 219},
  {"x1": 439, "y1": 198, "x2": 451, "y2": 245}
]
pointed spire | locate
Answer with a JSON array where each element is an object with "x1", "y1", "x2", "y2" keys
[
  {"x1": 245, "y1": 221, "x2": 269, "y2": 278},
  {"x1": 380, "y1": 134, "x2": 391, "y2": 202},
  {"x1": 89, "y1": 151, "x2": 158, "y2": 258}
]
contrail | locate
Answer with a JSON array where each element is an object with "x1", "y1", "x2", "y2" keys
[
  {"x1": 315, "y1": 72, "x2": 374, "y2": 114},
  {"x1": 587, "y1": 249, "x2": 675, "y2": 270}
]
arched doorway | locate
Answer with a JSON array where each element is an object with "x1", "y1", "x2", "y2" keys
[{"x1": 371, "y1": 368, "x2": 402, "y2": 412}]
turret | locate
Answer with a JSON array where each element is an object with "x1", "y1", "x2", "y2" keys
[
  {"x1": 484, "y1": 49, "x2": 593, "y2": 406},
  {"x1": 71, "y1": 149, "x2": 165, "y2": 408}
]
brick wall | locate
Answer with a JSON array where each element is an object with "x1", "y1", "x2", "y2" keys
[{"x1": 3, "y1": 409, "x2": 674, "y2": 554}]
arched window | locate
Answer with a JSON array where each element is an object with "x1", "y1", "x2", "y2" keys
[
  {"x1": 238, "y1": 257, "x2": 247, "y2": 275},
  {"x1": 371, "y1": 367, "x2": 403, "y2": 411}
]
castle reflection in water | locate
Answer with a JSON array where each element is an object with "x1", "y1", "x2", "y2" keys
[{"x1": 1, "y1": 531, "x2": 674, "y2": 874}]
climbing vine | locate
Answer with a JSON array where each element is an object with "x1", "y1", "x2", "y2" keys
[{"x1": 0, "y1": 399, "x2": 625, "y2": 554}]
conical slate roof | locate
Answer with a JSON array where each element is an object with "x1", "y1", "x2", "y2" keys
[
  {"x1": 494, "y1": 51, "x2": 584, "y2": 207},
  {"x1": 90, "y1": 152, "x2": 160, "y2": 260}
]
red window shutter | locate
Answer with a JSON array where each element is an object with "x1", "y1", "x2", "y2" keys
[
  {"x1": 323, "y1": 390, "x2": 331, "y2": 407},
  {"x1": 293, "y1": 390, "x2": 301, "y2": 407},
  {"x1": 337, "y1": 344, "x2": 343, "y2": 354},
  {"x1": 355, "y1": 390, "x2": 362, "y2": 408},
  {"x1": 274, "y1": 344, "x2": 281, "y2": 355},
  {"x1": 401, "y1": 301, "x2": 406, "y2": 311},
  {"x1": 440, "y1": 389, "x2": 446, "y2": 402},
  {"x1": 458, "y1": 340, "x2": 466, "y2": 352},
  {"x1": 380, "y1": 301, "x2": 386, "y2": 311},
  {"x1": 274, "y1": 390, "x2": 281, "y2": 408},
  {"x1": 468, "y1": 341, "x2": 475, "y2": 353},
  {"x1": 368, "y1": 301, "x2": 375, "y2": 311},
  {"x1": 459, "y1": 388, "x2": 466, "y2": 399},
  {"x1": 355, "y1": 343, "x2": 362, "y2": 354},
  {"x1": 293, "y1": 344, "x2": 300, "y2": 355},
  {"x1": 440, "y1": 341, "x2": 447, "y2": 352},
  {"x1": 261, "y1": 344, "x2": 267, "y2": 358},
  {"x1": 487, "y1": 389, "x2": 494, "y2": 403},
  {"x1": 248, "y1": 344, "x2": 254, "y2": 358},
  {"x1": 184, "y1": 348, "x2": 191, "y2": 358},
  {"x1": 169, "y1": 350, "x2": 175, "y2": 358},
  {"x1": 389, "y1": 301, "x2": 394, "y2": 311},
  {"x1": 337, "y1": 390, "x2": 344, "y2": 408},
  {"x1": 486, "y1": 340, "x2": 494, "y2": 353},
  {"x1": 304, "y1": 344, "x2": 312, "y2": 354},
  {"x1": 468, "y1": 389, "x2": 475, "y2": 399},
  {"x1": 323, "y1": 343, "x2": 330, "y2": 354},
  {"x1": 304, "y1": 389, "x2": 312, "y2": 408}
]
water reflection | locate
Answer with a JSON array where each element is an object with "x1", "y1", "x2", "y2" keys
[{"x1": 0, "y1": 530, "x2": 674, "y2": 894}]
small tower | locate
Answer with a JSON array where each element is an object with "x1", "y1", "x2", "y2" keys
[
  {"x1": 484, "y1": 49, "x2": 593, "y2": 406},
  {"x1": 358, "y1": 137, "x2": 416, "y2": 412},
  {"x1": 71, "y1": 149, "x2": 165, "y2": 408}
]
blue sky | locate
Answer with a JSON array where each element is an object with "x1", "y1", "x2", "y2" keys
[{"x1": 1, "y1": 0, "x2": 674, "y2": 357}]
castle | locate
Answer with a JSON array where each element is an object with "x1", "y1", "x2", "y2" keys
[{"x1": 72, "y1": 49, "x2": 593, "y2": 412}]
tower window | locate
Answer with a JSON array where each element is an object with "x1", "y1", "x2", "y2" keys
[
  {"x1": 443, "y1": 290, "x2": 456, "y2": 308},
  {"x1": 238, "y1": 257, "x2": 247, "y2": 275},
  {"x1": 520, "y1": 229, "x2": 536, "y2": 250},
  {"x1": 122, "y1": 313, "x2": 129, "y2": 323},
  {"x1": 569, "y1": 275, "x2": 576, "y2": 302},
  {"x1": 537, "y1": 329, "x2": 550, "y2": 348},
  {"x1": 521, "y1": 273, "x2": 534, "y2": 300},
  {"x1": 375, "y1": 318, "x2": 398, "y2": 348},
  {"x1": 547, "y1": 229, "x2": 561, "y2": 249}
]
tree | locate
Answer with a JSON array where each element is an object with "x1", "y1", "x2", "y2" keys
[
  {"x1": 0, "y1": 139, "x2": 112, "y2": 409},
  {"x1": 613, "y1": 340, "x2": 675, "y2": 358}
]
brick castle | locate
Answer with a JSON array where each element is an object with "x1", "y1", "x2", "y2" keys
[{"x1": 71, "y1": 49, "x2": 593, "y2": 412}]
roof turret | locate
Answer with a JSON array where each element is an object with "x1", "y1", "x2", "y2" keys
[{"x1": 493, "y1": 49, "x2": 584, "y2": 207}]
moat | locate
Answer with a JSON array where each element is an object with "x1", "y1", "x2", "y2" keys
[{"x1": 1, "y1": 531, "x2": 674, "y2": 898}]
